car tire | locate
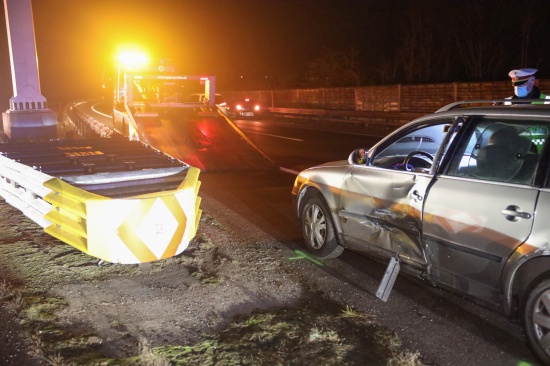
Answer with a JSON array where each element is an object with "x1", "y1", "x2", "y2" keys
[
  {"x1": 299, "y1": 191, "x2": 344, "y2": 259},
  {"x1": 523, "y1": 278, "x2": 550, "y2": 365}
]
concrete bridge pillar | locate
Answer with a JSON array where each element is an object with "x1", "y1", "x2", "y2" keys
[{"x1": 2, "y1": 0, "x2": 56, "y2": 139}]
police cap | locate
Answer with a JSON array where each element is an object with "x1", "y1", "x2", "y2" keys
[{"x1": 509, "y1": 68, "x2": 538, "y2": 86}]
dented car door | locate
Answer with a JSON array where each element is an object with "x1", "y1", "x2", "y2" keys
[
  {"x1": 339, "y1": 166, "x2": 432, "y2": 265},
  {"x1": 338, "y1": 120, "x2": 453, "y2": 267}
]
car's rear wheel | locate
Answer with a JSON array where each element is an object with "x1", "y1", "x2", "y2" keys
[
  {"x1": 523, "y1": 278, "x2": 550, "y2": 365},
  {"x1": 300, "y1": 191, "x2": 343, "y2": 259}
]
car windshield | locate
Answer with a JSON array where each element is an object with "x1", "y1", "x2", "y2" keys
[
  {"x1": 185, "y1": 94, "x2": 202, "y2": 102},
  {"x1": 368, "y1": 121, "x2": 452, "y2": 171},
  {"x1": 376, "y1": 123, "x2": 448, "y2": 157}
]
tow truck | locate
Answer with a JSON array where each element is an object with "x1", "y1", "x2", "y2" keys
[
  {"x1": 105, "y1": 60, "x2": 274, "y2": 172},
  {"x1": 111, "y1": 62, "x2": 220, "y2": 142}
]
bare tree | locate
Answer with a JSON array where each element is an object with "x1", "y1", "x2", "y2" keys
[
  {"x1": 518, "y1": 1, "x2": 535, "y2": 68},
  {"x1": 302, "y1": 0, "x2": 549, "y2": 87},
  {"x1": 383, "y1": 0, "x2": 453, "y2": 84},
  {"x1": 396, "y1": 2, "x2": 437, "y2": 83},
  {"x1": 446, "y1": 1, "x2": 515, "y2": 80},
  {"x1": 376, "y1": 0, "x2": 546, "y2": 84},
  {"x1": 307, "y1": 47, "x2": 363, "y2": 87}
]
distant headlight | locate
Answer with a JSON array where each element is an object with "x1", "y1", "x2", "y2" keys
[
  {"x1": 254, "y1": 105, "x2": 260, "y2": 111},
  {"x1": 236, "y1": 104, "x2": 243, "y2": 110}
]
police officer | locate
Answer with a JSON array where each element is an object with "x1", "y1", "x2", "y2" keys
[{"x1": 507, "y1": 68, "x2": 550, "y2": 103}]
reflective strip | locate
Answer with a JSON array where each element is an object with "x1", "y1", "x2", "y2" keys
[{"x1": 43, "y1": 166, "x2": 202, "y2": 264}]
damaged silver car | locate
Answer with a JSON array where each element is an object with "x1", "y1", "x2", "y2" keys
[{"x1": 291, "y1": 99, "x2": 550, "y2": 364}]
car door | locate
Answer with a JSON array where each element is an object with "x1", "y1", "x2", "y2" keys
[
  {"x1": 422, "y1": 117, "x2": 546, "y2": 305},
  {"x1": 338, "y1": 119, "x2": 453, "y2": 267}
]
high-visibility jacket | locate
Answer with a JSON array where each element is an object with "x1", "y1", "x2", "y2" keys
[
  {"x1": 534, "y1": 93, "x2": 550, "y2": 104},
  {"x1": 505, "y1": 87, "x2": 550, "y2": 104}
]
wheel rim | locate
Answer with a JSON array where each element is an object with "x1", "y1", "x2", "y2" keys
[
  {"x1": 304, "y1": 203, "x2": 326, "y2": 250},
  {"x1": 532, "y1": 289, "x2": 550, "y2": 353}
]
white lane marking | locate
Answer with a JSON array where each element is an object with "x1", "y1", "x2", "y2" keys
[
  {"x1": 279, "y1": 167, "x2": 300, "y2": 175},
  {"x1": 245, "y1": 131, "x2": 303, "y2": 142},
  {"x1": 237, "y1": 120, "x2": 377, "y2": 137}
]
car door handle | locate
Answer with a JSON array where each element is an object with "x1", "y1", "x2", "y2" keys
[
  {"x1": 501, "y1": 206, "x2": 532, "y2": 220},
  {"x1": 412, "y1": 190, "x2": 423, "y2": 201}
]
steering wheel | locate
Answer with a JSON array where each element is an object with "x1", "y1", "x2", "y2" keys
[{"x1": 403, "y1": 150, "x2": 434, "y2": 172}]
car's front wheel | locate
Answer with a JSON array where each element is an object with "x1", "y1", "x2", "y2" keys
[
  {"x1": 300, "y1": 191, "x2": 343, "y2": 259},
  {"x1": 523, "y1": 278, "x2": 550, "y2": 365}
]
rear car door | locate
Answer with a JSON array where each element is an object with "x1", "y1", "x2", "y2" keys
[{"x1": 422, "y1": 117, "x2": 547, "y2": 306}]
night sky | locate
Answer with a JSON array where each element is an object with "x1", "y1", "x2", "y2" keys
[
  {"x1": 0, "y1": 1, "x2": 549, "y2": 110},
  {"x1": 0, "y1": 0, "x2": 404, "y2": 108}
]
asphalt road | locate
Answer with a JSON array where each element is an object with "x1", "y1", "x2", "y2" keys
[
  {"x1": 231, "y1": 117, "x2": 377, "y2": 172},
  {"x1": 81, "y1": 103, "x2": 541, "y2": 365}
]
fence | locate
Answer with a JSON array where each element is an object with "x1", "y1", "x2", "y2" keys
[{"x1": 222, "y1": 79, "x2": 550, "y2": 114}]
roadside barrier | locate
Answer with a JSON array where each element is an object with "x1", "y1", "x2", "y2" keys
[
  {"x1": 0, "y1": 123, "x2": 202, "y2": 264},
  {"x1": 67, "y1": 103, "x2": 115, "y2": 138},
  {"x1": 0, "y1": 154, "x2": 53, "y2": 228},
  {"x1": 43, "y1": 166, "x2": 201, "y2": 264}
]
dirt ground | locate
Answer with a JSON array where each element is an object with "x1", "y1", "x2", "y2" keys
[{"x1": 0, "y1": 191, "x2": 423, "y2": 366}]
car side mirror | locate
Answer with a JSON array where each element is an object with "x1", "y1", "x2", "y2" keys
[{"x1": 349, "y1": 148, "x2": 368, "y2": 164}]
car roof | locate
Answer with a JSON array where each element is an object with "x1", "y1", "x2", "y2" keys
[
  {"x1": 387, "y1": 100, "x2": 550, "y2": 137},
  {"x1": 424, "y1": 99, "x2": 550, "y2": 120},
  {"x1": 437, "y1": 99, "x2": 550, "y2": 112}
]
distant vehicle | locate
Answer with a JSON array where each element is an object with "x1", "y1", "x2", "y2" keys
[
  {"x1": 186, "y1": 93, "x2": 229, "y2": 115},
  {"x1": 231, "y1": 98, "x2": 261, "y2": 117},
  {"x1": 291, "y1": 99, "x2": 550, "y2": 364},
  {"x1": 113, "y1": 72, "x2": 219, "y2": 140}
]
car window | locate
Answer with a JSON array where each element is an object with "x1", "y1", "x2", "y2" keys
[
  {"x1": 186, "y1": 94, "x2": 202, "y2": 103},
  {"x1": 372, "y1": 121, "x2": 450, "y2": 171},
  {"x1": 446, "y1": 118, "x2": 549, "y2": 185}
]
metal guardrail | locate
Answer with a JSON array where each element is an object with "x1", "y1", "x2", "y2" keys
[
  {"x1": 0, "y1": 118, "x2": 203, "y2": 264},
  {"x1": 267, "y1": 107, "x2": 424, "y2": 126},
  {"x1": 0, "y1": 154, "x2": 53, "y2": 228},
  {"x1": 43, "y1": 167, "x2": 201, "y2": 264},
  {"x1": 67, "y1": 103, "x2": 115, "y2": 138}
]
